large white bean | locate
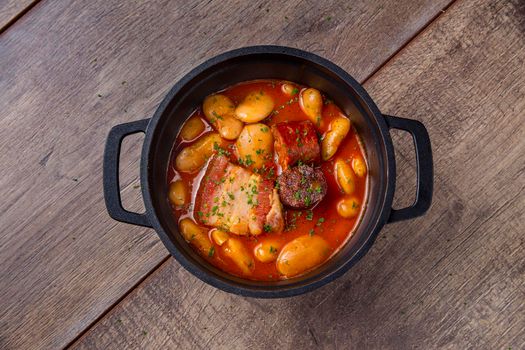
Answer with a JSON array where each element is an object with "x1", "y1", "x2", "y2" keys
[
  {"x1": 299, "y1": 88, "x2": 323, "y2": 125},
  {"x1": 210, "y1": 229, "x2": 229, "y2": 246},
  {"x1": 168, "y1": 180, "x2": 188, "y2": 206},
  {"x1": 235, "y1": 123, "x2": 273, "y2": 169},
  {"x1": 203, "y1": 94, "x2": 243, "y2": 140},
  {"x1": 276, "y1": 235, "x2": 331, "y2": 277},
  {"x1": 281, "y1": 83, "x2": 299, "y2": 96},
  {"x1": 254, "y1": 240, "x2": 282, "y2": 263},
  {"x1": 179, "y1": 115, "x2": 205, "y2": 141},
  {"x1": 175, "y1": 133, "x2": 225, "y2": 173},
  {"x1": 321, "y1": 117, "x2": 351, "y2": 160},
  {"x1": 234, "y1": 91, "x2": 274, "y2": 123},
  {"x1": 179, "y1": 218, "x2": 214, "y2": 257},
  {"x1": 336, "y1": 196, "x2": 361, "y2": 218},
  {"x1": 352, "y1": 155, "x2": 367, "y2": 177},
  {"x1": 222, "y1": 238, "x2": 254, "y2": 274},
  {"x1": 334, "y1": 159, "x2": 356, "y2": 195}
]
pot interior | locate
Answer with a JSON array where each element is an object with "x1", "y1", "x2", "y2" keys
[{"x1": 145, "y1": 50, "x2": 391, "y2": 293}]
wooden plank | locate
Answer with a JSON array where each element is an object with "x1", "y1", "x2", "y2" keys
[
  {"x1": 71, "y1": 0, "x2": 525, "y2": 349},
  {"x1": 0, "y1": 0, "x2": 37, "y2": 33},
  {"x1": 0, "y1": 0, "x2": 453, "y2": 349}
]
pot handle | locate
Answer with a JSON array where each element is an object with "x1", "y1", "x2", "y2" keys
[
  {"x1": 103, "y1": 119, "x2": 152, "y2": 228},
  {"x1": 384, "y1": 115, "x2": 433, "y2": 223}
]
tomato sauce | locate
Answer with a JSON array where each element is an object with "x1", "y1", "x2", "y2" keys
[{"x1": 167, "y1": 80, "x2": 368, "y2": 281}]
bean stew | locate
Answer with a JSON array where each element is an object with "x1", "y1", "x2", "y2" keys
[{"x1": 167, "y1": 80, "x2": 368, "y2": 281}]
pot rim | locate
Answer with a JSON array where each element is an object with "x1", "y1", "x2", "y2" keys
[{"x1": 140, "y1": 45, "x2": 396, "y2": 298}]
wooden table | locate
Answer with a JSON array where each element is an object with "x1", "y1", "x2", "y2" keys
[{"x1": 1, "y1": 0, "x2": 523, "y2": 349}]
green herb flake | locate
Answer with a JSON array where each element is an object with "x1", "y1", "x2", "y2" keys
[
  {"x1": 264, "y1": 224, "x2": 272, "y2": 232},
  {"x1": 309, "y1": 229, "x2": 315, "y2": 236},
  {"x1": 208, "y1": 246, "x2": 215, "y2": 257},
  {"x1": 305, "y1": 195, "x2": 312, "y2": 206},
  {"x1": 244, "y1": 155, "x2": 254, "y2": 166},
  {"x1": 306, "y1": 211, "x2": 314, "y2": 221},
  {"x1": 213, "y1": 142, "x2": 230, "y2": 156}
]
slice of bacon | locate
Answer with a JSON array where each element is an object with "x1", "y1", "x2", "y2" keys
[
  {"x1": 272, "y1": 120, "x2": 320, "y2": 171},
  {"x1": 195, "y1": 155, "x2": 284, "y2": 235}
]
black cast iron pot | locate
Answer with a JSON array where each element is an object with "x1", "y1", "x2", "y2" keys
[{"x1": 103, "y1": 46, "x2": 433, "y2": 298}]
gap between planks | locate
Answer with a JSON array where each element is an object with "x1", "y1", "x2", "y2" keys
[
  {"x1": 64, "y1": 255, "x2": 172, "y2": 349},
  {"x1": 62, "y1": 0, "x2": 459, "y2": 348},
  {"x1": 0, "y1": 0, "x2": 41, "y2": 34}
]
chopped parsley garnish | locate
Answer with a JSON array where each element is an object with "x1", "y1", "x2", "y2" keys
[
  {"x1": 316, "y1": 217, "x2": 325, "y2": 226},
  {"x1": 260, "y1": 126, "x2": 269, "y2": 133},
  {"x1": 309, "y1": 229, "x2": 315, "y2": 236},
  {"x1": 291, "y1": 88, "x2": 299, "y2": 95},
  {"x1": 306, "y1": 210, "x2": 314, "y2": 221},
  {"x1": 212, "y1": 111, "x2": 224, "y2": 120},
  {"x1": 264, "y1": 224, "x2": 272, "y2": 232},
  {"x1": 227, "y1": 192, "x2": 235, "y2": 200},
  {"x1": 208, "y1": 246, "x2": 215, "y2": 257},
  {"x1": 305, "y1": 195, "x2": 312, "y2": 206},
  {"x1": 213, "y1": 142, "x2": 230, "y2": 156},
  {"x1": 269, "y1": 246, "x2": 277, "y2": 254},
  {"x1": 244, "y1": 155, "x2": 254, "y2": 166}
]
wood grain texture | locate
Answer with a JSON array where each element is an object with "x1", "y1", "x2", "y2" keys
[
  {"x1": 0, "y1": 0, "x2": 37, "y2": 32},
  {"x1": 72, "y1": 0, "x2": 525, "y2": 349},
  {"x1": 0, "y1": 0, "x2": 453, "y2": 349}
]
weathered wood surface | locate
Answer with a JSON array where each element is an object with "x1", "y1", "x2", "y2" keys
[
  {"x1": 72, "y1": 0, "x2": 525, "y2": 349},
  {"x1": 0, "y1": 0, "x2": 453, "y2": 349},
  {"x1": 0, "y1": 0, "x2": 37, "y2": 32}
]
